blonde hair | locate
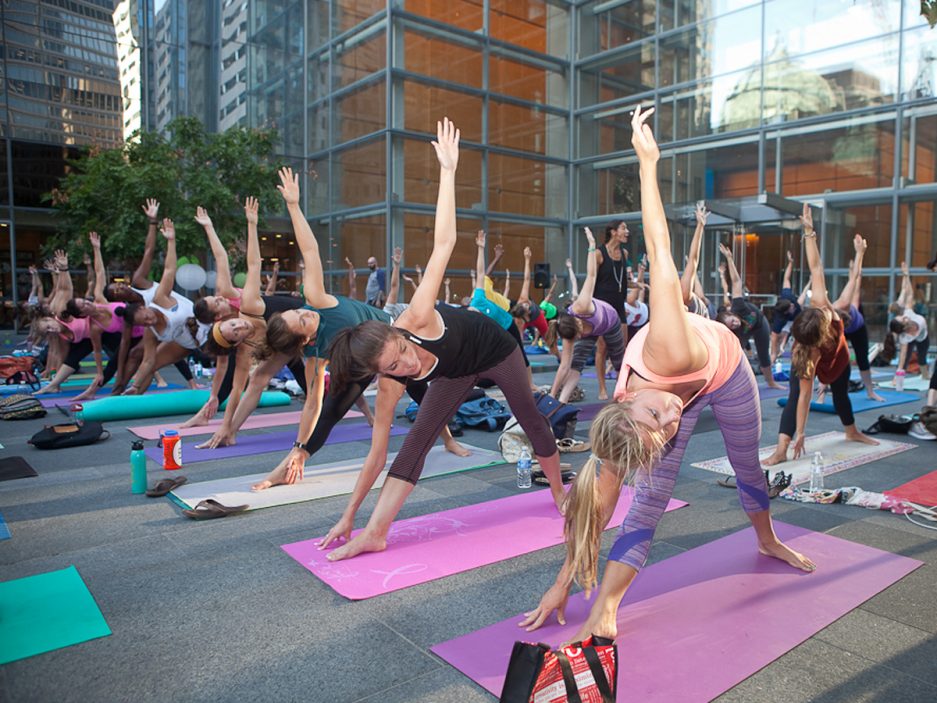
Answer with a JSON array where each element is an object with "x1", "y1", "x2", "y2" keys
[{"x1": 564, "y1": 402, "x2": 668, "y2": 593}]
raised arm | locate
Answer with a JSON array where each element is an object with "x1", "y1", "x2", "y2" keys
[
  {"x1": 570, "y1": 228, "x2": 598, "y2": 315},
  {"x1": 195, "y1": 206, "x2": 238, "y2": 299},
  {"x1": 414, "y1": 263, "x2": 423, "y2": 286},
  {"x1": 405, "y1": 117, "x2": 460, "y2": 323},
  {"x1": 152, "y1": 219, "x2": 177, "y2": 308},
  {"x1": 278, "y1": 167, "x2": 336, "y2": 309},
  {"x1": 502, "y1": 269, "x2": 511, "y2": 300},
  {"x1": 264, "y1": 260, "x2": 279, "y2": 296},
  {"x1": 542, "y1": 273, "x2": 558, "y2": 303},
  {"x1": 835, "y1": 235, "x2": 866, "y2": 309},
  {"x1": 800, "y1": 203, "x2": 832, "y2": 310},
  {"x1": 627, "y1": 258, "x2": 647, "y2": 305},
  {"x1": 82, "y1": 253, "x2": 94, "y2": 299},
  {"x1": 444, "y1": 277, "x2": 451, "y2": 304},
  {"x1": 565, "y1": 258, "x2": 579, "y2": 299},
  {"x1": 240, "y1": 197, "x2": 264, "y2": 315},
  {"x1": 519, "y1": 247, "x2": 532, "y2": 302},
  {"x1": 475, "y1": 230, "x2": 488, "y2": 285},
  {"x1": 896, "y1": 261, "x2": 913, "y2": 309},
  {"x1": 850, "y1": 237, "x2": 867, "y2": 309},
  {"x1": 681, "y1": 203, "x2": 708, "y2": 304},
  {"x1": 782, "y1": 250, "x2": 794, "y2": 290},
  {"x1": 718, "y1": 262, "x2": 731, "y2": 308},
  {"x1": 631, "y1": 106, "x2": 707, "y2": 374},
  {"x1": 719, "y1": 242, "x2": 744, "y2": 299},
  {"x1": 345, "y1": 257, "x2": 357, "y2": 299},
  {"x1": 386, "y1": 247, "x2": 402, "y2": 305},
  {"x1": 486, "y1": 242, "x2": 503, "y2": 277},
  {"x1": 49, "y1": 250, "x2": 73, "y2": 315},
  {"x1": 89, "y1": 232, "x2": 107, "y2": 303},
  {"x1": 132, "y1": 199, "x2": 160, "y2": 288}
]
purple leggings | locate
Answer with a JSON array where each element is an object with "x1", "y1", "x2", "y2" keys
[
  {"x1": 387, "y1": 346, "x2": 557, "y2": 484},
  {"x1": 608, "y1": 358, "x2": 769, "y2": 571}
]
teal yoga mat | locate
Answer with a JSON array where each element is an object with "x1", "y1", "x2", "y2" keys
[
  {"x1": 777, "y1": 389, "x2": 920, "y2": 414},
  {"x1": 76, "y1": 389, "x2": 291, "y2": 422},
  {"x1": 0, "y1": 565, "x2": 111, "y2": 664}
]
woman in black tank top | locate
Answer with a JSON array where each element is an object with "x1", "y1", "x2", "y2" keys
[
  {"x1": 593, "y1": 221, "x2": 631, "y2": 392},
  {"x1": 318, "y1": 119, "x2": 566, "y2": 562}
]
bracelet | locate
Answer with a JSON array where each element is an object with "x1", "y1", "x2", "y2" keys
[
  {"x1": 588, "y1": 247, "x2": 596, "y2": 252},
  {"x1": 292, "y1": 441, "x2": 305, "y2": 449},
  {"x1": 149, "y1": 219, "x2": 158, "y2": 225},
  {"x1": 802, "y1": 230, "x2": 817, "y2": 239}
]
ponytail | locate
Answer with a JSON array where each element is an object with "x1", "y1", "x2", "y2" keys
[
  {"x1": 116, "y1": 302, "x2": 142, "y2": 327},
  {"x1": 563, "y1": 454, "x2": 605, "y2": 593},
  {"x1": 326, "y1": 320, "x2": 400, "y2": 396}
]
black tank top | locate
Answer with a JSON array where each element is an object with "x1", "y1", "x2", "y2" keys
[
  {"x1": 260, "y1": 294, "x2": 303, "y2": 321},
  {"x1": 594, "y1": 243, "x2": 628, "y2": 307},
  {"x1": 393, "y1": 305, "x2": 517, "y2": 384}
]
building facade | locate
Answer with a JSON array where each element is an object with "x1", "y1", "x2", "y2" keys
[{"x1": 241, "y1": 0, "x2": 936, "y2": 337}]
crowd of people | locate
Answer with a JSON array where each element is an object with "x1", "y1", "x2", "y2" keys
[{"x1": 18, "y1": 111, "x2": 937, "y2": 640}]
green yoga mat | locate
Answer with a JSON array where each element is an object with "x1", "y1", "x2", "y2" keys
[
  {"x1": 75, "y1": 389, "x2": 291, "y2": 422},
  {"x1": 0, "y1": 565, "x2": 111, "y2": 664}
]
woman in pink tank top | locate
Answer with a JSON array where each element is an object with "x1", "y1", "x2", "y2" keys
[{"x1": 522, "y1": 108, "x2": 815, "y2": 644}]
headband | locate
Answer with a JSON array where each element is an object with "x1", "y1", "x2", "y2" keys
[{"x1": 212, "y1": 322, "x2": 233, "y2": 349}]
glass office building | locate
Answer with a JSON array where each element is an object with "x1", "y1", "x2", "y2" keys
[{"x1": 245, "y1": 0, "x2": 936, "y2": 337}]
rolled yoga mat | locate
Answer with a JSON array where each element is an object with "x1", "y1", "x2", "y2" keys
[
  {"x1": 886, "y1": 469, "x2": 937, "y2": 507},
  {"x1": 171, "y1": 443, "x2": 506, "y2": 511},
  {"x1": 0, "y1": 565, "x2": 111, "y2": 665},
  {"x1": 431, "y1": 523, "x2": 922, "y2": 702},
  {"x1": 691, "y1": 431, "x2": 915, "y2": 485},
  {"x1": 76, "y1": 389, "x2": 291, "y2": 422},
  {"x1": 777, "y1": 389, "x2": 920, "y2": 413},
  {"x1": 281, "y1": 488, "x2": 688, "y2": 600},
  {"x1": 128, "y1": 408, "x2": 363, "y2": 440},
  {"x1": 145, "y1": 422, "x2": 402, "y2": 464}
]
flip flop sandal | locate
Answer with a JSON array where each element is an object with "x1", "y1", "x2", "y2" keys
[
  {"x1": 532, "y1": 469, "x2": 577, "y2": 486},
  {"x1": 717, "y1": 476, "x2": 736, "y2": 489},
  {"x1": 146, "y1": 475, "x2": 188, "y2": 497},
  {"x1": 556, "y1": 438, "x2": 590, "y2": 453},
  {"x1": 182, "y1": 499, "x2": 249, "y2": 520}
]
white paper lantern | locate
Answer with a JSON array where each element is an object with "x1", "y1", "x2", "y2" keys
[
  {"x1": 176, "y1": 263, "x2": 207, "y2": 291},
  {"x1": 205, "y1": 270, "x2": 217, "y2": 290}
]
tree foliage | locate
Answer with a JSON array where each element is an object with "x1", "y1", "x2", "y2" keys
[
  {"x1": 46, "y1": 117, "x2": 283, "y2": 271},
  {"x1": 925, "y1": 1, "x2": 937, "y2": 29}
]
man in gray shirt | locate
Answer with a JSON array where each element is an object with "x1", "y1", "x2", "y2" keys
[{"x1": 364, "y1": 255, "x2": 386, "y2": 308}]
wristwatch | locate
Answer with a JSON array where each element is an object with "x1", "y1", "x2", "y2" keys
[{"x1": 292, "y1": 441, "x2": 304, "y2": 449}]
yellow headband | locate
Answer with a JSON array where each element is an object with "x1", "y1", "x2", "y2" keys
[{"x1": 212, "y1": 322, "x2": 233, "y2": 349}]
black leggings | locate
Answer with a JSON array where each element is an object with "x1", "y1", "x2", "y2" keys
[
  {"x1": 175, "y1": 360, "x2": 193, "y2": 381},
  {"x1": 744, "y1": 321, "x2": 771, "y2": 369},
  {"x1": 63, "y1": 332, "x2": 124, "y2": 384},
  {"x1": 215, "y1": 354, "x2": 308, "y2": 405},
  {"x1": 505, "y1": 321, "x2": 530, "y2": 368},
  {"x1": 845, "y1": 324, "x2": 870, "y2": 372},
  {"x1": 388, "y1": 346, "x2": 557, "y2": 484},
  {"x1": 301, "y1": 375, "x2": 428, "y2": 456},
  {"x1": 779, "y1": 364, "x2": 854, "y2": 436},
  {"x1": 903, "y1": 336, "x2": 930, "y2": 371}
]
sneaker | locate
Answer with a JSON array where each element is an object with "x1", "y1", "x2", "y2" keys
[{"x1": 909, "y1": 421, "x2": 937, "y2": 441}]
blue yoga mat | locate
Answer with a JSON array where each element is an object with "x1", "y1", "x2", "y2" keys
[
  {"x1": 778, "y1": 389, "x2": 921, "y2": 413},
  {"x1": 523, "y1": 344, "x2": 548, "y2": 355},
  {"x1": 0, "y1": 512, "x2": 10, "y2": 541}
]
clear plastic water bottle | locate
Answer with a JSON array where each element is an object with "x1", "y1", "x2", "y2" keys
[
  {"x1": 516, "y1": 446, "x2": 532, "y2": 489},
  {"x1": 894, "y1": 369, "x2": 906, "y2": 392},
  {"x1": 809, "y1": 451, "x2": 825, "y2": 493},
  {"x1": 774, "y1": 359, "x2": 782, "y2": 378}
]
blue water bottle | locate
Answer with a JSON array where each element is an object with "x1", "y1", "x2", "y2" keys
[
  {"x1": 516, "y1": 446, "x2": 532, "y2": 489},
  {"x1": 131, "y1": 440, "x2": 147, "y2": 494}
]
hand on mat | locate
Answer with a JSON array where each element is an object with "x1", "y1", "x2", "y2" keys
[
  {"x1": 791, "y1": 433, "x2": 806, "y2": 460},
  {"x1": 197, "y1": 428, "x2": 235, "y2": 450},
  {"x1": 519, "y1": 582, "x2": 571, "y2": 632},
  {"x1": 318, "y1": 513, "x2": 355, "y2": 550}
]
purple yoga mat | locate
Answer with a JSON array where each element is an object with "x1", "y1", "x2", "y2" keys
[
  {"x1": 758, "y1": 384, "x2": 789, "y2": 400},
  {"x1": 432, "y1": 522, "x2": 922, "y2": 702},
  {"x1": 143, "y1": 423, "x2": 404, "y2": 464},
  {"x1": 281, "y1": 488, "x2": 687, "y2": 600}
]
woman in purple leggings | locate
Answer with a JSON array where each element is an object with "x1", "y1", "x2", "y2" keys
[
  {"x1": 521, "y1": 107, "x2": 815, "y2": 643},
  {"x1": 315, "y1": 118, "x2": 566, "y2": 561}
]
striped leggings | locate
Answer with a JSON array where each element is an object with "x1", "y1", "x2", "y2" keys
[
  {"x1": 388, "y1": 346, "x2": 557, "y2": 484},
  {"x1": 608, "y1": 357, "x2": 769, "y2": 571}
]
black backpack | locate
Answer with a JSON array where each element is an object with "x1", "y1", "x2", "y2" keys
[
  {"x1": 0, "y1": 394, "x2": 47, "y2": 421},
  {"x1": 864, "y1": 414, "x2": 914, "y2": 435},
  {"x1": 28, "y1": 421, "x2": 109, "y2": 449}
]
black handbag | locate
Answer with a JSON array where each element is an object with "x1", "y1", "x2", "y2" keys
[
  {"x1": 29, "y1": 421, "x2": 110, "y2": 449},
  {"x1": 864, "y1": 414, "x2": 914, "y2": 435}
]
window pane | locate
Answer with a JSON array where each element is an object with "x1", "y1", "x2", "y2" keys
[
  {"x1": 825, "y1": 202, "x2": 892, "y2": 268},
  {"x1": 490, "y1": 51, "x2": 568, "y2": 108},
  {"x1": 578, "y1": 0, "x2": 655, "y2": 57},
  {"x1": 489, "y1": 153, "x2": 565, "y2": 218},
  {"x1": 333, "y1": 27, "x2": 386, "y2": 90},
  {"x1": 779, "y1": 121, "x2": 896, "y2": 195},
  {"x1": 402, "y1": 0, "x2": 484, "y2": 32},
  {"x1": 676, "y1": 141, "x2": 760, "y2": 202},
  {"x1": 395, "y1": 138, "x2": 483, "y2": 207},
  {"x1": 907, "y1": 113, "x2": 936, "y2": 184},
  {"x1": 659, "y1": 0, "x2": 759, "y2": 31},
  {"x1": 902, "y1": 26, "x2": 937, "y2": 102},
  {"x1": 579, "y1": 44, "x2": 654, "y2": 107},
  {"x1": 659, "y1": 69, "x2": 757, "y2": 140},
  {"x1": 490, "y1": 0, "x2": 569, "y2": 59},
  {"x1": 400, "y1": 79, "x2": 483, "y2": 143},
  {"x1": 489, "y1": 100, "x2": 567, "y2": 158},
  {"x1": 578, "y1": 109, "x2": 631, "y2": 159},
  {"x1": 485, "y1": 220, "x2": 549, "y2": 279},
  {"x1": 399, "y1": 210, "x2": 481, "y2": 276},
  {"x1": 401, "y1": 27, "x2": 483, "y2": 89},
  {"x1": 581, "y1": 161, "x2": 640, "y2": 215},
  {"x1": 764, "y1": 0, "x2": 901, "y2": 59},
  {"x1": 333, "y1": 80, "x2": 385, "y2": 143},
  {"x1": 903, "y1": 198, "x2": 937, "y2": 270},
  {"x1": 333, "y1": 138, "x2": 385, "y2": 210},
  {"x1": 306, "y1": 157, "x2": 329, "y2": 214},
  {"x1": 335, "y1": 214, "x2": 385, "y2": 285},
  {"x1": 335, "y1": 0, "x2": 384, "y2": 34}
]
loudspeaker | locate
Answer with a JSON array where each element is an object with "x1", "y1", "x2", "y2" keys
[{"x1": 534, "y1": 263, "x2": 550, "y2": 289}]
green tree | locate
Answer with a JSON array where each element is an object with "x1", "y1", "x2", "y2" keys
[
  {"x1": 925, "y1": 1, "x2": 937, "y2": 29},
  {"x1": 47, "y1": 117, "x2": 282, "y2": 272}
]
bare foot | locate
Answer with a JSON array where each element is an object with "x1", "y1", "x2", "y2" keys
[
  {"x1": 845, "y1": 428, "x2": 879, "y2": 446},
  {"x1": 867, "y1": 392, "x2": 885, "y2": 402},
  {"x1": 551, "y1": 487, "x2": 567, "y2": 515},
  {"x1": 251, "y1": 458, "x2": 294, "y2": 491},
  {"x1": 326, "y1": 529, "x2": 387, "y2": 561},
  {"x1": 179, "y1": 410, "x2": 210, "y2": 429},
  {"x1": 761, "y1": 448, "x2": 788, "y2": 467},
  {"x1": 758, "y1": 539, "x2": 817, "y2": 572},
  {"x1": 155, "y1": 377, "x2": 169, "y2": 388},
  {"x1": 444, "y1": 438, "x2": 471, "y2": 457},
  {"x1": 597, "y1": 389, "x2": 608, "y2": 401},
  {"x1": 767, "y1": 381, "x2": 784, "y2": 390}
]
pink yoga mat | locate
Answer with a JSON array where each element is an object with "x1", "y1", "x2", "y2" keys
[
  {"x1": 432, "y1": 522, "x2": 922, "y2": 702},
  {"x1": 143, "y1": 423, "x2": 403, "y2": 464},
  {"x1": 38, "y1": 386, "x2": 181, "y2": 408},
  {"x1": 128, "y1": 409, "x2": 362, "y2": 440},
  {"x1": 281, "y1": 488, "x2": 687, "y2": 600}
]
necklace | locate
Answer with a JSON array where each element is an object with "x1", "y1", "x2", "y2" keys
[{"x1": 608, "y1": 246, "x2": 625, "y2": 293}]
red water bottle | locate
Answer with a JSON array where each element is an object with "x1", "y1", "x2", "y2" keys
[{"x1": 161, "y1": 429, "x2": 182, "y2": 470}]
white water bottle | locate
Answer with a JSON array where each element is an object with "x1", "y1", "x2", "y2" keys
[
  {"x1": 894, "y1": 369, "x2": 906, "y2": 392},
  {"x1": 516, "y1": 446, "x2": 532, "y2": 489},
  {"x1": 809, "y1": 452, "x2": 825, "y2": 493},
  {"x1": 774, "y1": 359, "x2": 782, "y2": 378}
]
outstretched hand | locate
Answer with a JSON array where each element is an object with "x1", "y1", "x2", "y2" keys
[
  {"x1": 160, "y1": 218, "x2": 175, "y2": 240},
  {"x1": 630, "y1": 105, "x2": 658, "y2": 163},
  {"x1": 194, "y1": 206, "x2": 212, "y2": 228},
  {"x1": 430, "y1": 117, "x2": 460, "y2": 172},
  {"x1": 89, "y1": 231, "x2": 101, "y2": 249},
  {"x1": 54, "y1": 249, "x2": 68, "y2": 269},
  {"x1": 345, "y1": 256, "x2": 354, "y2": 268},
  {"x1": 523, "y1": 246, "x2": 532, "y2": 260},
  {"x1": 475, "y1": 229, "x2": 486, "y2": 248},
  {"x1": 584, "y1": 226, "x2": 596, "y2": 248},
  {"x1": 566, "y1": 258, "x2": 573, "y2": 268},
  {"x1": 244, "y1": 196, "x2": 259, "y2": 225},
  {"x1": 900, "y1": 260, "x2": 909, "y2": 275},
  {"x1": 799, "y1": 202, "x2": 814, "y2": 233},
  {"x1": 277, "y1": 166, "x2": 300, "y2": 205},
  {"x1": 853, "y1": 233, "x2": 867, "y2": 254},
  {"x1": 695, "y1": 201, "x2": 709, "y2": 226},
  {"x1": 142, "y1": 198, "x2": 160, "y2": 220},
  {"x1": 718, "y1": 243, "x2": 732, "y2": 259}
]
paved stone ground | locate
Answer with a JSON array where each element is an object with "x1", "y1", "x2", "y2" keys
[{"x1": 1, "y1": 354, "x2": 935, "y2": 702}]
